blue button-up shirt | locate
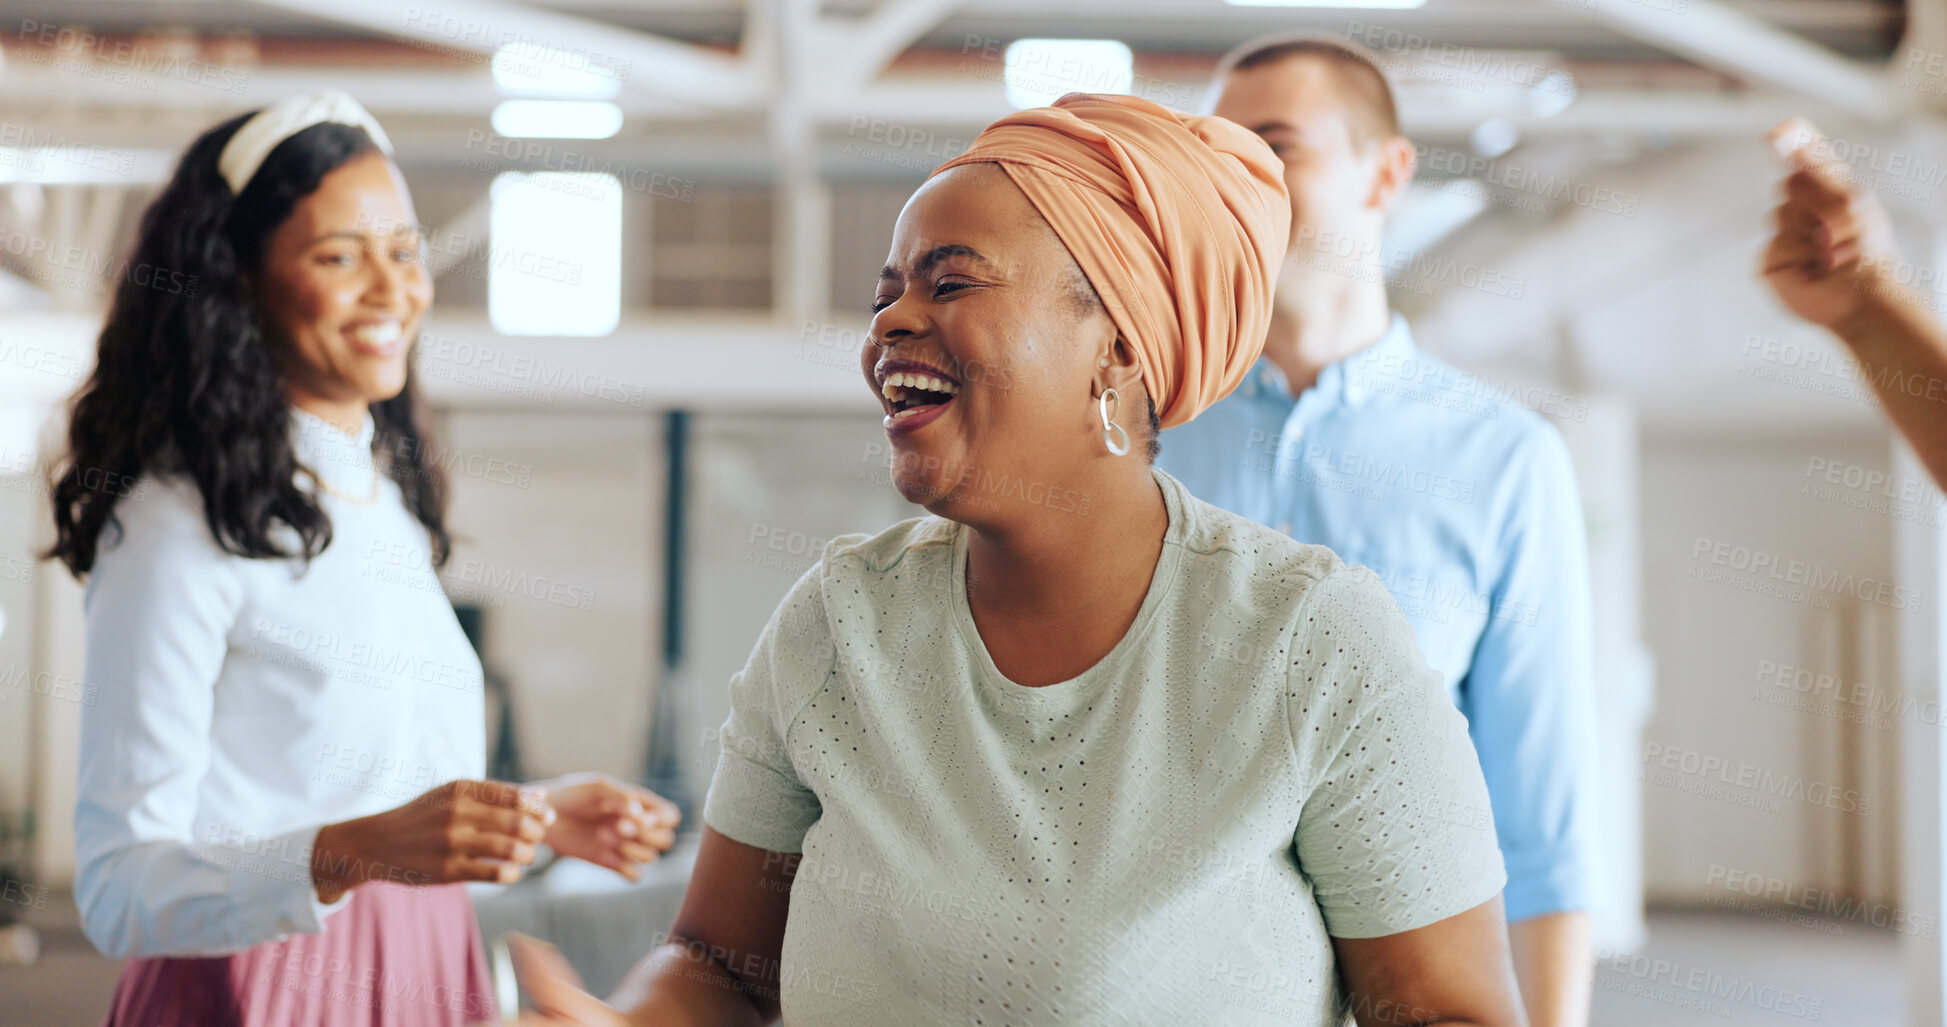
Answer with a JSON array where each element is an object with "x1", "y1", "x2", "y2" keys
[{"x1": 1160, "y1": 316, "x2": 1596, "y2": 922}]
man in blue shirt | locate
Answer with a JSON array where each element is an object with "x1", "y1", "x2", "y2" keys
[{"x1": 1160, "y1": 36, "x2": 1598, "y2": 1027}]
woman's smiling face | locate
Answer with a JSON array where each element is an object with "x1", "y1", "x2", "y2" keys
[
  {"x1": 863, "y1": 163, "x2": 1122, "y2": 518},
  {"x1": 254, "y1": 151, "x2": 431, "y2": 422}
]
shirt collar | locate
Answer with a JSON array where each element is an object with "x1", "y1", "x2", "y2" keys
[
  {"x1": 1244, "y1": 313, "x2": 1416, "y2": 409},
  {"x1": 289, "y1": 405, "x2": 378, "y2": 494},
  {"x1": 1340, "y1": 314, "x2": 1416, "y2": 409}
]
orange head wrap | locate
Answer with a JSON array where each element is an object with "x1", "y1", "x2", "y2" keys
[{"x1": 931, "y1": 92, "x2": 1290, "y2": 429}]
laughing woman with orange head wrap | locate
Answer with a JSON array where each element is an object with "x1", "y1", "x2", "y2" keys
[{"x1": 505, "y1": 94, "x2": 1524, "y2": 1027}]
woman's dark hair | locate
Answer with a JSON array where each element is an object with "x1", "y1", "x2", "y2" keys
[
  {"x1": 1143, "y1": 398, "x2": 1162, "y2": 462},
  {"x1": 47, "y1": 113, "x2": 451, "y2": 576}
]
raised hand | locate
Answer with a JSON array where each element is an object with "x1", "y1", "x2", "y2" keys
[
  {"x1": 1758, "y1": 116, "x2": 1947, "y2": 491},
  {"x1": 1759, "y1": 117, "x2": 1910, "y2": 331}
]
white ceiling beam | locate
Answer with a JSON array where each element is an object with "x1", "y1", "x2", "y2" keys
[
  {"x1": 0, "y1": 310, "x2": 881, "y2": 413},
  {"x1": 1441, "y1": 89, "x2": 1849, "y2": 138},
  {"x1": 822, "y1": 80, "x2": 1848, "y2": 139},
  {"x1": 1569, "y1": 0, "x2": 1890, "y2": 119},
  {"x1": 0, "y1": 64, "x2": 710, "y2": 118},
  {"x1": 767, "y1": 0, "x2": 827, "y2": 327},
  {"x1": 836, "y1": 0, "x2": 964, "y2": 91},
  {"x1": 407, "y1": 318, "x2": 883, "y2": 413},
  {"x1": 246, "y1": 0, "x2": 761, "y2": 109},
  {"x1": 0, "y1": 37, "x2": 1867, "y2": 153},
  {"x1": 0, "y1": 83, "x2": 1854, "y2": 160},
  {"x1": 740, "y1": 0, "x2": 778, "y2": 82}
]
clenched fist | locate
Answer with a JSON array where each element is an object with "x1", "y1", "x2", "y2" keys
[{"x1": 1760, "y1": 117, "x2": 1914, "y2": 332}]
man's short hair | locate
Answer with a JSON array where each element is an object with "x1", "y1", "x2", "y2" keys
[{"x1": 1212, "y1": 35, "x2": 1401, "y2": 148}]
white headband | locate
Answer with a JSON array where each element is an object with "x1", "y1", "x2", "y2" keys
[{"x1": 217, "y1": 90, "x2": 394, "y2": 194}]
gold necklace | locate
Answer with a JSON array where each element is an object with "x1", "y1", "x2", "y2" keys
[{"x1": 302, "y1": 465, "x2": 380, "y2": 505}]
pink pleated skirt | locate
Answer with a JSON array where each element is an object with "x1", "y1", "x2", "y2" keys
[{"x1": 102, "y1": 881, "x2": 498, "y2": 1027}]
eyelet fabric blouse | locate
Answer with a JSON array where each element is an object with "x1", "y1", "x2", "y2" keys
[{"x1": 703, "y1": 468, "x2": 1506, "y2": 1026}]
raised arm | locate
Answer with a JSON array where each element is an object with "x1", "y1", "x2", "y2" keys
[{"x1": 1762, "y1": 118, "x2": 1947, "y2": 490}]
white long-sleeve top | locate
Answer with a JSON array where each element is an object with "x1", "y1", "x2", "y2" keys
[{"x1": 74, "y1": 408, "x2": 486, "y2": 959}]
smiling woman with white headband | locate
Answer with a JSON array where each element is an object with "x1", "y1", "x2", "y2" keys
[{"x1": 45, "y1": 92, "x2": 680, "y2": 1026}]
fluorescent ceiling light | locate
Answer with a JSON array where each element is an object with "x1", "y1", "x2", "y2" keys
[
  {"x1": 489, "y1": 173, "x2": 622, "y2": 337},
  {"x1": 1004, "y1": 39, "x2": 1133, "y2": 109},
  {"x1": 491, "y1": 101, "x2": 624, "y2": 140},
  {"x1": 492, "y1": 43, "x2": 623, "y2": 99}
]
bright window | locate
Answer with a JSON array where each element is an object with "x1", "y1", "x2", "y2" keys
[
  {"x1": 488, "y1": 172, "x2": 622, "y2": 337},
  {"x1": 1003, "y1": 40, "x2": 1133, "y2": 109}
]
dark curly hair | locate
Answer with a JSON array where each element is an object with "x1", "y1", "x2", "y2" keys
[{"x1": 47, "y1": 112, "x2": 451, "y2": 577}]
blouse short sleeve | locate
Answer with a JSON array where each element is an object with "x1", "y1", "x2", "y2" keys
[
  {"x1": 1288, "y1": 563, "x2": 1507, "y2": 939},
  {"x1": 701, "y1": 561, "x2": 838, "y2": 854}
]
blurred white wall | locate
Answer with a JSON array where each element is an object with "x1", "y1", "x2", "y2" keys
[{"x1": 439, "y1": 410, "x2": 664, "y2": 781}]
